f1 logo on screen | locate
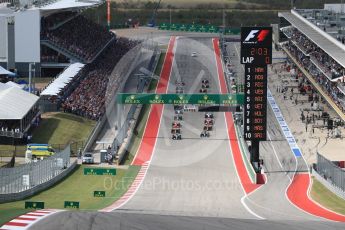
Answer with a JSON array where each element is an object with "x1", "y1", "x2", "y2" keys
[
  {"x1": 243, "y1": 30, "x2": 270, "y2": 43},
  {"x1": 241, "y1": 27, "x2": 272, "y2": 65},
  {"x1": 242, "y1": 27, "x2": 272, "y2": 46}
]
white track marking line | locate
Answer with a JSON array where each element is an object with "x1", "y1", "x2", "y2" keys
[
  {"x1": 101, "y1": 37, "x2": 178, "y2": 212},
  {"x1": 213, "y1": 38, "x2": 265, "y2": 220},
  {"x1": 130, "y1": 37, "x2": 175, "y2": 165},
  {"x1": 189, "y1": 69, "x2": 205, "y2": 93},
  {"x1": 240, "y1": 196, "x2": 266, "y2": 220},
  {"x1": 266, "y1": 131, "x2": 285, "y2": 174}
]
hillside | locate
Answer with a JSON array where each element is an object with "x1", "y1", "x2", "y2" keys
[{"x1": 85, "y1": 0, "x2": 345, "y2": 28}]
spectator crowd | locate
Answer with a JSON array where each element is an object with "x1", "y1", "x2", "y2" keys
[
  {"x1": 41, "y1": 15, "x2": 114, "y2": 62},
  {"x1": 285, "y1": 27, "x2": 344, "y2": 79},
  {"x1": 41, "y1": 11, "x2": 78, "y2": 29},
  {"x1": 60, "y1": 38, "x2": 139, "y2": 120},
  {"x1": 41, "y1": 46, "x2": 69, "y2": 63},
  {"x1": 0, "y1": 120, "x2": 21, "y2": 135},
  {"x1": 282, "y1": 27, "x2": 345, "y2": 112}
]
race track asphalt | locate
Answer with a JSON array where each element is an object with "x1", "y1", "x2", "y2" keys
[
  {"x1": 27, "y1": 37, "x2": 345, "y2": 230},
  {"x1": 118, "y1": 37, "x2": 253, "y2": 219}
]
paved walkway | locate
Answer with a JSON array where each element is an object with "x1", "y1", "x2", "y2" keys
[{"x1": 268, "y1": 49, "x2": 345, "y2": 163}]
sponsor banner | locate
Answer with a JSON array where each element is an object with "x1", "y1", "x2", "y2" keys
[
  {"x1": 94, "y1": 191, "x2": 106, "y2": 197},
  {"x1": 117, "y1": 93, "x2": 244, "y2": 105},
  {"x1": 64, "y1": 201, "x2": 80, "y2": 209},
  {"x1": 84, "y1": 168, "x2": 116, "y2": 175},
  {"x1": 25, "y1": 201, "x2": 44, "y2": 209}
]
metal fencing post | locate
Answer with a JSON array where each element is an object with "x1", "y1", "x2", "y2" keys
[
  {"x1": 0, "y1": 144, "x2": 73, "y2": 197},
  {"x1": 316, "y1": 152, "x2": 345, "y2": 192}
]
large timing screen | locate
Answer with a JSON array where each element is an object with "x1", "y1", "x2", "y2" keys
[
  {"x1": 241, "y1": 27, "x2": 272, "y2": 141},
  {"x1": 240, "y1": 27, "x2": 272, "y2": 65}
]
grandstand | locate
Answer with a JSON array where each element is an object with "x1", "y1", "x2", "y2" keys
[
  {"x1": 60, "y1": 37, "x2": 139, "y2": 120},
  {"x1": 0, "y1": 0, "x2": 141, "y2": 149},
  {"x1": 0, "y1": 0, "x2": 105, "y2": 77},
  {"x1": 279, "y1": 5, "x2": 345, "y2": 121}
]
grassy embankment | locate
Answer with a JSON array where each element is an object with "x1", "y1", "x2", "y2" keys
[
  {"x1": 0, "y1": 50, "x2": 167, "y2": 226},
  {"x1": 310, "y1": 178, "x2": 345, "y2": 215},
  {"x1": 0, "y1": 165, "x2": 140, "y2": 225},
  {"x1": 84, "y1": 0, "x2": 341, "y2": 28},
  {"x1": 0, "y1": 112, "x2": 95, "y2": 158}
]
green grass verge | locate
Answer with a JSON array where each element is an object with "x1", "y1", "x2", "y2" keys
[
  {"x1": 310, "y1": 177, "x2": 345, "y2": 215},
  {"x1": 0, "y1": 146, "x2": 25, "y2": 157},
  {"x1": 153, "y1": 52, "x2": 166, "y2": 82},
  {"x1": 123, "y1": 105, "x2": 151, "y2": 165},
  {"x1": 0, "y1": 113, "x2": 96, "y2": 157},
  {"x1": 0, "y1": 165, "x2": 140, "y2": 225},
  {"x1": 0, "y1": 49, "x2": 167, "y2": 226},
  {"x1": 32, "y1": 113, "x2": 95, "y2": 145}
]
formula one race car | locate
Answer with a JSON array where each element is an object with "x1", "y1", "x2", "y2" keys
[
  {"x1": 200, "y1": 130, "x2": 210, "y2": 138},
  {"x1": 172, "y1": 133, "x2": 182, "y2": 140},
  {"x1": 176, "y1": 87, "x2": 184, "y2": 94},
  {"x1": 174, "y1": 105, "x2": 183, "y2": 110},
  {"x1": 175, "y1": 81, "x2": 185, "y2": 87},
  {"x1": 202, "y1": 79, "x2": 209, "y2": 84},
  {"x1": 175, "y1": 109, "x2": 183, "y2": 115},
  {"x1": 205, "y1": 113, "x2": 214, "y2": 119},
  {"x1": 174, "y1": 114, "x2": 183, "y2": 121},
  {"x1": 171, "y1": 128, "x2": 181, "y2": 134},
  {"x1": 199, "y1": 88, "x2": 207, "y2": 93},
  {"x1": 204, "y1": 119, "x2": 214, "y2": 126},
  {"x1": 203, "y1": 125, "x2": 213, "y2": 131},
  {"x1": 201, "y1": 83, "x2": 210, "y2": 89},
  {"x1": 172, "y1": 122, "x2": 181, "y2": 129}
]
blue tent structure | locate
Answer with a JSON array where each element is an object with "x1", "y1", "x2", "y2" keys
[{"x1": 0, "y1": 66, "x2": 15, "y2": 77}]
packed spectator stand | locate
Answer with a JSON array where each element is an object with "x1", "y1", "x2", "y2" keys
[
  {"x1": 38, "y1": 10, "x2": 141, "y2": 121},
  {"x1": 41, "y1": 14, "x2": 114, "y2": 62},
  {"x1": 41, "y1": 11, "x2": 78, "y2": 30},
  {"x1": 60, "y1": 38, "x2": 139, "y2": 120},
  {"x1": 41, "y1": 45, "x2": 70, "y2": 63},
  {"x1": 283, "y1": 27, "x2": 344, "y2": 79},
  {"x1": 281, "y1": 27, "x2": 345, "y2": 113}
]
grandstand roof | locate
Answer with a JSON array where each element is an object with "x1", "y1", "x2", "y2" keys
[
  {"x1": 0, "y1": 83, "x2": 39, "y2": 120},
  {"x1": 38, "y1": 0, "x2": 102, "y2": 10},
  {"x1": 40, "y1": 62, "x2": 84, "y2": 96},
  {"x1": 279, "y1": 10, "x2": 345, "y2": 69}
]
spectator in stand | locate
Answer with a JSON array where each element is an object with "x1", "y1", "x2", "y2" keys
[
  {"x1": 41, "y1": 15, "x2": 114, "y2": 62},
  {"x1": 61, "y1": 38, "x2": 139, "y2": 120},
  {"x1": 282, "y1": 27, "x2": 345, "y2": 112}
]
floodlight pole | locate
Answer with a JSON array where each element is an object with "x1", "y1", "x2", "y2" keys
[
  {"x1": 170, "y1": 8, "x2": 172, "y2": 25},
  {"x1": 107, "y1": 0, "x2": 111, "y2": 31},
  {"x1": 28, "y1": 62, "x2": 36, "y2": 94},
  {"x1": 32, "y1": 63, "x2": 35, "y2": 94},
  {"x1": 28, "y1": 63, "x2": 31, "y2": 94},
  {"x1": 223, "y1": 9, "x2": 226, "y2": 30},
  {"x1": 291, "y1": 0, "x2": 295, "y2": 9}
]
